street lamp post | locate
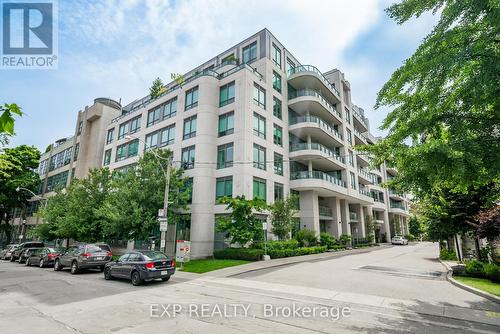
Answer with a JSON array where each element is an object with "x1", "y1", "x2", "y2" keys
[{"x1": 124, "y1": 135, "x2": 172, "y2": 255}]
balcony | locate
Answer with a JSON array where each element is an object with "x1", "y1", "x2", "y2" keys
[
  {"x1": 290, "y1": 170, "x2": 348, "y2": 197},
  {"x1": 358, "y1": 168, "x2": 374, "y2": 184},
  {"x1": 352, "y1": 105, "x2": 368, "y2": 130},
  {"x1": 287, "y1": 65, "x2": 341, "y2": 104},
  {"x1": 288, "y1": 89, "x2": 342, "y2": 124},
  {"x1": 389, "y1": 189, "x2": 405, "y2": 200},
  {"x1": 353, "y1": 128, "x2": 367, "y2": 145},
  {"x1": 359, "y1": 187, "x2": 373, "y2": 201},
  {"x1": 319, "y1": 206, "x2": 333, "y2": 217},
  {"x1": 289, "y1": 115, "x2": 343, "y2": 146},
  {"x1": 290, "y1": 142, "x2": 345, "y2": 169}
]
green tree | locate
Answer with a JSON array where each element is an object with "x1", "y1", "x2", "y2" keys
[
  {"x1": 0, "y1": 102, "x2": 22, "y2": 135},
  {"x1": 408, "y1": 216, "x2": 423, "y2": 238},
  {"x1": 0, "y1": 145, "x2": 40, "y2": 242},
  {"x1": 100, "y1": 149, "x2": 190, "y2": 241},
  {"x1": 149, "y1": 77, "x2": 165, "y2": 99},
  {"x1": 270, "y1": 195, "x2": 298, "y2": 240},
  {"x1": 365, "y1": 215, "x2": 376, "y2": 243},
  {"x1": 216, "y1": 196, "x2": 267, "y2": 246},
  {"x1": 363, "y1": 0, "x2": 500, "y2": 198}
]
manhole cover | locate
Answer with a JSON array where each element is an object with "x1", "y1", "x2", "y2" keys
[{"x1": 359, "y1": 265, "x2": 444, "y2": 279}]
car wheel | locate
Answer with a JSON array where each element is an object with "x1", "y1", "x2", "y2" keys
[
  {"x1": 70, "y1": 261, "x2": 79, "y2": 275},
  {"x1": 131, "y1": 271, "x2": 142, "y2": 286},
  {"x1": 54, "y1": 259, "x2": 62, "y2": 271},
  {"x1": 10, "y1": 256, "x2": 15, "y2": 262},
  {"x1": 39, "y1": 259, "x2": 44, "y2": 268},
  {"x1": 104, "y1": 267, "x2": 113, "y2": 280},
  {"x1": 161, "y1": 275, "x2": 171, "y2": 282},
  {"x1": 25, "y1": 258, "x2": 30, "y2": 266}
]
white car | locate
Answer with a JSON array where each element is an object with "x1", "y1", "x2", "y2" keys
[{"x1": 391, "y1": 236, "x2": 408, "y2": 245}]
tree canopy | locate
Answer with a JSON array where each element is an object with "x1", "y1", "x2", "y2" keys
[
  {"x1": 149, "y1": 77, "x2": 165, "y2": 99},
  {"x1": 0, "y1": 102, "x2": 22, "y2": 135},
  {"x1": 270, "y1": 195, "x2": 297, "y2": 240}
]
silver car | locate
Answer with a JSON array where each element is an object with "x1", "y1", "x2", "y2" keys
[
  {"x1": 1, "y1": 244, "x2": 18, "y2": 260},
  {"x1": 391, "y1": 236, "x2": 408, "y2": 245},
  {"x1": 54, "y1": 244, "x2": 112, "y2": 274}
]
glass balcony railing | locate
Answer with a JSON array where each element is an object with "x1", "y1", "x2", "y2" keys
[
  {"x1": 319, "y1": 206, "x2": 333, "y2": 216},
  {"x1": 358, "y1": 168, "x2": 374, "y2": 182},
  {"x1": 289, "y1": 115, "x2": 343, "y2": 141},
  {"x1": 287, "y1": 65, "x2": 341, "y2": 97},
  {"x1": 389, "y1": 189, "x2": 405, "y2": 198},
  {"x1": 288, "y1": 89, "x2": 342, "y2": 120},
  {"x1": 290, "y1": 142, "x2": 345, "y2": 164},
  {"x1": 352, "y1": 105, "x2": 368, "y2": 127},
  {"x1": 353, "y1": 128, "x2": 367, "y2": 142},
  {"x1": 390, "y1": 202, "x2": 406, "y2": 210},
  {"x1": 359, "y1": 187, "x2": 372, "y2": 197},
  {"x1": 290, "y1": 170, "x2": 346, "y2": 188}
]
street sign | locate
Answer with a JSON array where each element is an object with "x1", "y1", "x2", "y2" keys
[
  {"x1": 176, "y1": 240, "x2": 191, "y2": 263},
  {"x1": 262, "y1": 222, "x2": 267, "y2": 230},
  {"x1": 158, "y1": 209, "x2": 166, "y2": 217},
  {"x1": 159, "y1": 220, "x2": 168, "y2": 232},
  {"x1": 160, "y1": 240, "x2": 166, "y2": 248}
]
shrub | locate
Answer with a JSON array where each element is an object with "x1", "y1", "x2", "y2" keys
[
  {"x1": 268, "y1": 246, "x2": 326, "y2": 259},
  {"x1": 213, "y1": 248, "x2": 264, "y2": 261},
  {"x1": 465, "y1": 260, "x2": 485, "y2": 278},
  {"x1": 404, "y1": 234, "x2": 415, "y2": 241},
  {"x1": 339, "y1": 234, "x2": 351, "y2": 246},
  {"x1": 439, "y1": 248, "x2": 458, "y2": 261},
  {"x1": 483, "y1": 263, "x2": 500, "y2": 283},
  {"x1": 253, "y1": 240, "x2": 299, "y2": 250},
  {"x1": 295, "y1": 229, "x2": 318, "y2": 247},
  {"x1": 320, "y1": 232, "x2": 337, "y2": 249}
]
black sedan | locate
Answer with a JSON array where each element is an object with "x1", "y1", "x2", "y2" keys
[
  {"x1": 104, "y1": 251, "x2": 175, "y2": 286},
  {"x1": 25, "y1": 247, "x2": 65, "y2": 267},
  {"x1": 19, "y1": 247, "x2": 43, "y2": 264}
]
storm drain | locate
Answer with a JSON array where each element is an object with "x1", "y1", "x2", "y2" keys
[{"x1": 358, "y1": 265, "x2": 444, "y2": 279}]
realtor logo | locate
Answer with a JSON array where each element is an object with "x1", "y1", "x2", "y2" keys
[{"x1": 1, "y1": 0, "x2": 58, "y2": 69}]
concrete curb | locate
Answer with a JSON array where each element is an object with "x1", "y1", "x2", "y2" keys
[{"x1": 439, "y1": 259, "x2": 500, "y2": 304}]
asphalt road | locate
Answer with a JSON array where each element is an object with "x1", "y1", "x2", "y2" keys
[{"x1": 0, "y1": 243, "x2": 499, "y2": 333}]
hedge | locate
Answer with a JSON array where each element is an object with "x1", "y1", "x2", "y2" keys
[
  {"x1": 253, "y1": 240, "x2": 299, "y2": 250},
  {"x1": 268, "y1": 246, "x2": 327, "y2": 259},
  {"x1": 463, "y1": 260, "x2": 500, "y2": 283},
  {"x1": 213, "y1": 248, "x2": 264, "y2": 261}
]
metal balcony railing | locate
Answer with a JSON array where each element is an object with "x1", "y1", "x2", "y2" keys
[
  {"x1": 289, "y1": 115, "x2": 343, "y2": 141},
  {"x1": 319, "y1": 206, "x2": 333, "y2": 216},
  {"x1": 287, "y1": 65, "x2": 341, "y2": 97},
  {"x1": 290, "y1": 170, "x2": 346, "y2": 188},
  {"x1": 290, "y1": 142, "x2": 344, "y2": 164},
  {"x1": 288, "y1": 89, "x2": 342, "y2": 120}
]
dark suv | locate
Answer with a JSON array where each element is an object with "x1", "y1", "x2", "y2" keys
[
  {"x1": 54, "y1": 243, "x2": 112, "y2": 274},
  {"x1": 10, "y1": 241, "x2": 44, "y2": 262}
]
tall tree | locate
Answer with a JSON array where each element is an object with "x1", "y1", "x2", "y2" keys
[
  {"x1": 270, "y1": 195, "x2": 297, "y2": 240},
  {"x1": 149, "y1": 77, "x2": 165, "y2": 99},
  {"x1": 364, "y1": 0, "x2": 500, "y2": 198}
]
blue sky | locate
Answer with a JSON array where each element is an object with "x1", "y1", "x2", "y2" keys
[{"x1": 2, "y1": 0, "x2": 438, "y2": 150}]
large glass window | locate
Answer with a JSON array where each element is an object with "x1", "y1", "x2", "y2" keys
[
  {"x1": 129, "y1": 116, "x2": 141, "y2": 134},
  {"x1": 118, "y1": 116, "x2": 141, "y2": 139},
  {"x1": 147, "y1": 98, "x2": 177, "y2": 127},
  {"x1": 273, "y1": 97, "x2": 282, "y2": 119},
  {"x1": 145, "y1": 131, "x2": 158, "y2": 150},
  {"x1": 115, "y1": 139, "x2": 139, "y2": 162},
  {"x1": 217, "y1": 143, "x2": 234, "y2": 169},
  {"x1": 216, "y1": 176, "x2": 233, "y2": 200},
  {"x1": 185, "y1": 86, "x2": 199, "y2": 110},
  {"x1": 286, "y1": 58, "x2": 295, "y2": 74},
  {"x1": 160, "y1": 125, "x2": 175, "y2": 146},
  {"x1": 273, "y1": 124, "x2": 283, "y2": 146},
  {"x1": 253, "y1": 113, "x2": 266, "y2": 139},
  {"x1": 274, "y1": 182, "x2": 284, "y2": 201},
  {"x1": 183, "y1": 116, "x2": 197, "y2": 139},
  {"x1": 218, "y1": 111, "x2": 234, "y2": 137},
  {"x1": 350, "y1": 172, "x2": 356, "y2": 189},
  {"x1": 242, "y1": 41, "x2": 257, "y2": 63},
  {"x1": 273, "y1": 71, "x2": 282, "y2": 93},
  {"x1": 253, "y1": 144, "x2": 266, "y2": 170},
  {"x1": 106, "y1": 128, "x2": 114, "y2": 144},
  {"x1": 181, "y1": 146, "x2": 195, "y2": 169},
  {"x1": 272, "y1": 43, "x2": 281, "y2": 68},
  {"x1": 103, "y1": 149, "x2": 111, "y2": 166},
  {"x1": 274, "y1": 152, "x2": 283, "y2": 175},
  {"x1": 253, "y1": 177, "x2": 266, "y2": 201},
  {"x1": 219, "y1": 81, "x2": 235, "y2": 107},
  {"x1": 118, "y1": 122, "x2": 128, "y2": 140},
  {"x1": 253, "y1": 83, "x2": 266, "y2": 109},
  {"x1": 347, "y1": 129, "x2": 352, "y2": 145}
]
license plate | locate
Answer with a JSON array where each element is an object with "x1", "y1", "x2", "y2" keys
[
  {"x1": 161, "y1": 270, "x2": 169, "y2": 276},
  {"x1": 96, "y1": 257, "x2": 104, "y2": 260}
]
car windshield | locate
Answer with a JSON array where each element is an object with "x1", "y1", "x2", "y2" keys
[
  {"x1": 86, "y1": 245, "x2": 108, "y2": 253},
  {"x1": 46, "y1": 248, "x2": 57, "y2": 253},
  {"x1": 96, "y1": 244, "x2": 110, "y2": 252},
  {"x1": 142, "y1": 251, "x2": 168, "y2": 260}
]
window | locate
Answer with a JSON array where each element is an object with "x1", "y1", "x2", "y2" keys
[
  {"x1": 73, "y1": 143, "x2": 79, "y2": 161},
  {"x1": 273, "y1": 124, "x2": 283, "y2": 146},
  {"x1": 145, "y1": 131, "x2": 158, "y2": 150},
  {"x1": 181, "y1": 146, "x2": 195, "y2": 169},
  {"x1": 274, "y1": 152, "x2": 283, "y2": 175},
  {"x1": 219, "y1": 81, "x2": 235, "y2": 107},
  {"x1": 217, "y1": 143, "x2": 234, "y2": 169},
  {"x1": 253, "y1": 113, "x2": 266, "y2": 139},
  {"x1": 253, "y1": 144, "x2": 266, "y2": 170},
  {"x1": 286, "y1": 58, "x2": 295, "y2": 74},
  {"x1": 242, "y1": 41, "x2": 257, "y2": 63},
  {"x1": 160, "y1": 125, "x2": 175, "y2": 146},
  {"x1": 221, "y1": 54, "x2": 235, "y2": 65},
  {"x1": 272, "y1": 71, "x2": 282, "y2": 93},
  {"x1": 253, "y1": 83, "x2": 266, "y2": 109},
  {"x1": 118, "y1": 116, "x2": 141, "y2": 139},
  {"x1": 118, "y1": 122, "x2": 128, "y2": 139},
  {"x1": 216, "y1": 176, "x2": 233, "y2": 200},
  {"x1": 273, "y1": 97, "x2": 282, "y2": 119},
  {"x1": 272, "y1": 43, "x2": 282, "y2": 68},
  {"x1": 345, "y1": 107, "x2": 350, "y2": 124},
  {"x1": 185, "y1": 86, "x2": 199, "y2": 110},
  {"x1": 253, "y1": 177, "x2": 266, "y2": 201},
  {"x1": 183, "y1": 177, "x2": 193, "y2": 203},
  {"x1": 45, "y1": 171, "x2": 69, "y2": 192},
  {"x1": 348, "y1": 150, "x2": 354, "y2": 166},
  {"x1": 77, "y1": 121, "x2": 83, "y2": 135},
  {"x1": 347, "y1": 129, "x2": 352, "y2": 145},
  {"x1": 274, "y1": 182, "x2": 284, "y2": 201},
  {"x1": 129, "y1": 116, "x2": 141, "y2": 134},
  {"x1": 218, "y1": 111, "x2": 234, "y2": 137},
  {"x1": 183, "y1": 115, "x2": 197, "y2": 139},
  {"x1": 103, "y1": 149, "x2": 111, "y2": 166},
  {"x1": 106, "y1": 128, "x2": 114, "y2": 144},
  {"x1": 350, "y1": 172, "x2": 356, "y2": 189},
  {"x1": 147, "y1": 98, "x2": 177, "y2": 127},
  {"x1": 115, "y1": 139, "x2": 139, "y2": 161}
]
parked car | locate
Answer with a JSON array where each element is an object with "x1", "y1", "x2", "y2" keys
[
  {"x1": 104, "y1": 250, "x2": 175, "y2": 286},
  {"x1": 1, "y1": 244, "x2": 18, "y2": 260},
  {"x1": 19, "y1": 247, "x2": 43, "y2": 264},
  {"x1": 10, "y1": 242, "x2": 44, "y2": 262},
  {"x1": 391, "y1": 235, "x2": 408, "y2": 245},
  {"x1": 25, "y1": 247, "x2": 64, "y2": 267},
  {"x1": 54, "y1": 243, "x2": 112, "y2": 274}
]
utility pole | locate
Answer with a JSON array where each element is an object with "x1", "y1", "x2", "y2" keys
[{"x1": 160, "y1": 156, "x2": 172, "y2": 255}]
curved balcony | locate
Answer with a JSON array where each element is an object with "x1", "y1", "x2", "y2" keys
[
  {"x1": 290, "y1": 170, "x2": 348, "y2": 197},
  {"x1": 358, "y1": 168, "x2": 374, "y2": 184},
  {"x1": 287, "y1": 65, "x2": 341, "y2": 104},
  {"x1": 358, "y1": 187, "x2": 374, "y2": 203},
  {"x1": 289, "y1": 115, "x2": 343, "y2": 146},
  {"x1": 353, "y1": 128, "x2": 367, "y2": 145},
  {"x1": 389, "y1": 189, "x2": 405, "y2": 201},
  {"x1": 352, "y1": 105, "x2": 368, "y2": 131},
  {"x1": 290, "y1": 142, "x2": 345, "y2": 170},
  {"x1": 288, "y1": 89, "x2": 342, "y2": 124}
]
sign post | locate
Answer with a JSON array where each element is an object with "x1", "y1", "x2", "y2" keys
[
  {"x1": 262, "y1": 222, "x2": 270, "y2": 261},
  {"x1": 175, "y1": 240, "x2": 191, "y2": 269}
]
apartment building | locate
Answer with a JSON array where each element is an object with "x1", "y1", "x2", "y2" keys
[
  {"x1": 101, "y1": 28, "x2": 410, "y2": 258},
  {"x1": 10, "y1": 98, "x2": 121, "y2": 241}
]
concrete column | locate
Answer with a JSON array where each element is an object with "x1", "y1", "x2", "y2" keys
[
  {"x1": 340, "y1": 199, "x2": 351, "y2": 237},
  {"x1": 308, "y1": 160, "x2": 313, "y2": 172},
  {"x1": 383, "y1": 210, "x2": 391, "y2": 242},
  {"x1": 328, "y1": 197, "x2": 342, "y2": 238},
  {"x1": 299, "y1": 190, "x2": 320, "y2": 236},
  {"x1": 307, "y1": 135, "x2": 312, "y2": 145},
  {"x1": 359, "y1": 206, "x2": 366, "y2": 238}
]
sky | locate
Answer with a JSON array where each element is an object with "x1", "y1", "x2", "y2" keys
[{"x1": 2, "y1": 0, "x2": 439, "y2": 150}]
